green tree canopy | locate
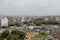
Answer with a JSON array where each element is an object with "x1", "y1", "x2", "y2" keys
[
  {"x1": 0, "y1": 30, "x2": 10, "y2": 38},
  {"x1": 34, "y1": 18, "x2": 45, "y2": 26},
  {"x1": 0, "y1": 29, "x2": 27, "y2": 40},
  {"x1": 11, "y1": 29, "x2": 27, "y2": 40},
  {"x1": 7, "y1": 35, "x2": 19, "y2": 40}
]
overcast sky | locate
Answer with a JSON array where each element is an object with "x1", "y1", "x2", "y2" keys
[{"x1": 0, "y1": 0, "x2": 60, "y2": 16}]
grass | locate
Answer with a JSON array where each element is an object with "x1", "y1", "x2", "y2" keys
[{"x1": 31, "y1": 32, "x2": 46, "y2": 40}]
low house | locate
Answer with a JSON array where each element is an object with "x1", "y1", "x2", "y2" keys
[
  {"x1": 28, "y1": 26, "x2": 42, "y2": 30},
  {"x1": 42, "y1": 25, "x2": 60, "y2": 40}
]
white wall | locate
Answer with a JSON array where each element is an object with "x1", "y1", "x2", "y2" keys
[{"x1": 1, "y1": 17, "x2": 8, "y2": 26}]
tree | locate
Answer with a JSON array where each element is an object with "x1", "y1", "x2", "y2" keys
[
  {"x1": 16, "y1": 23, "x2": 21, "y2": 27},
  {"x1": 19, "y1": 31, "x2": 26, "y2": 39},
  {"x1": 23, "y1": 22, "x2": 28, "y2": 24},
  {"x1": 1, "y1": 30, "x2": 10, "y2": 38},
  {"x1": 34, "y1": 18, "x2": 45, "y2": 26},
  {"x1": 11, "y1": 29, "x2": 27, "y2": 40},
  {"x1": 31, "y1": 32, "x2": 46, "y2": 40},
  {"x1": 11, "y1": 29, "x2": 20, "y2": 35},
  {"x1": 48, "y1": 39, "x2": 53, "y2": 40},
  {"x1": 7, "y1": 35, "x2": 19, "y2": 40},
  {"x1": 0, "y1": 37, "x2": 4, "y2": 40},
  {"x1": 8, "y1": 20, "x2": 16, "y2": 26},
  {"x1": 0, "y1": 29, "x2": 27, "y2": 40},
  {"x1": 45, "y1": 20, "x2": 58, "y2": 24}
]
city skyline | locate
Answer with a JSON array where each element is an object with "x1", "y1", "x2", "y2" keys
[{"x1": 0, "y1": 0, "x2": 60, "y2": 16}]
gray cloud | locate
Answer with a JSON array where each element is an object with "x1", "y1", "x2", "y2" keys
[{"x1": 0, "y1": 0, "x2": 60, "y2": 16}]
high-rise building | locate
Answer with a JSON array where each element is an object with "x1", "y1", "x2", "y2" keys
[{"x1": 1, "y1": 17, "x2": 8, "y2": 26}]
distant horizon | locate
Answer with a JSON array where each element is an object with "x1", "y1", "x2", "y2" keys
[{"x1": 0, "y1": 14, "x2": 60, "y2": 17}]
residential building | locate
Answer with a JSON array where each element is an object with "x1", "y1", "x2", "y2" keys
[
  {"x1": 1, "y1": 17, "x2": 8, "y2": 26},
  {"x1": 54, "y1": 16, "x2": 60, "y2": 21},
  {"x1": 42, "y1": 25, "x2": 60, "y2": 40}
]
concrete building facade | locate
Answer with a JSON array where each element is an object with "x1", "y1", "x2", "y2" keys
[{"x1": 1, "y1": 17, "x2": 8, "y2": 26}]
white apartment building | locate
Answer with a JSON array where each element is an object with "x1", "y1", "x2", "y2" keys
[
  {"x1": 21, "y1": 17, "x2": 25, "y2": 22},
  {"x1": 1, "y1": 17, "x2": 8, "y2": 26}
]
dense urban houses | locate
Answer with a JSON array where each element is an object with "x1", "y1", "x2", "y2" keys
[
  {"x1": 42, "y1": 25, "x2": 60, "y2": 40},
  {"x1": 54, "y1": 16, "x2": 60, "y2": 21}
]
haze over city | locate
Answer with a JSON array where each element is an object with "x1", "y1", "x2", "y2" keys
[
  {"x1": 0, "y1": 0, "x2": 60, "y2": 16},
  {"x1": 1, "y1": 0, "x2": 60, "y2": 40}
]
